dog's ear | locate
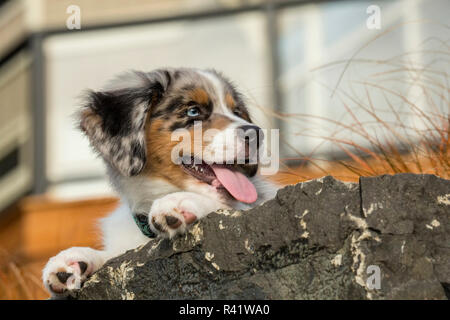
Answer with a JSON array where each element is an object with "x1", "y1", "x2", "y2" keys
[{"x1": 78, "y1": 70, "x2": 169, "y2": 176}]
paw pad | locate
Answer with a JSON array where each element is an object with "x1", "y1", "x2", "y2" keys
[
  {"x1": 56, "y1": 271, "x2": 72, "y2": 284},
  {"x1": 165, "y1": 215, "x2": 181, "y2": 228},
  {"x1": 78, "y1": 261, "x2": 88, "y2": 274}
]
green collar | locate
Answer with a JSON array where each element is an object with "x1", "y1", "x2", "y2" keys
[{"x1": 133, "y1": 214, "x2": 157, "y2": 238}]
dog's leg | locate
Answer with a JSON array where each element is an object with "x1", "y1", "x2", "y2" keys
[
  {"x1": 148, "y1": 192, "x2": 225, "y2": 238},
  {"x1": 42, "y1": 247, "x2": 113, "y2": 298}
]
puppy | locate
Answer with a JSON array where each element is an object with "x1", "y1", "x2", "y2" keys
[{"x1": 42, "y1": 68, "x2": 279, "y2": 298}]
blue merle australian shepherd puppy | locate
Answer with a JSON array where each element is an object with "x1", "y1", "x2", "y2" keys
[{"x1": 42, "y1": 68, "x2": 279, "y2": 297}]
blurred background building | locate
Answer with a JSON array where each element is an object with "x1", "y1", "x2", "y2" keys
[{"x1": 0, "y1": 0, "x2": 448, "y2": 299}]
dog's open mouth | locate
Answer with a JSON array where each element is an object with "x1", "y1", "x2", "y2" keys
[{"x1": 181, "y1": 158, "x2": 258, "y2": 204}]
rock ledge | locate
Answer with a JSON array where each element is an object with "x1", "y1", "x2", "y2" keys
[{"x1": 74, "y1": 174, "x2": 450, "y2": 300}]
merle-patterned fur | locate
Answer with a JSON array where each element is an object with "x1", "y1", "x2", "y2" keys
[{"x1": 79, "y1": 70, "x2": 170, "y2": 176}]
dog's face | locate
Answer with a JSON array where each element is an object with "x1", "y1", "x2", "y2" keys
[{"x1": 80, "y1": 68, "x2": 263, "y2": 204}]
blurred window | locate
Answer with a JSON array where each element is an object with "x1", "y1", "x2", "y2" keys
[{"x1": 278, "y1": 0, "x2": 449, "y2": 158}]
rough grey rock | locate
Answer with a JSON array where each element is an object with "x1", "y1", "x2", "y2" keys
[{"x1": 73, "y1": 174, "x2": 449, "y2": 300}]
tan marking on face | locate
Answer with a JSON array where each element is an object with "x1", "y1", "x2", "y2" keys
[
  {"x1": 204, "y1": 114, "x2": 232, "y2": 131},
  {"x1": 143, "y1": 117, "x2": 210, "y2": 188},
  {"x1": 225, "y1": 93, "x2": 235, "y2": 109},
  {"x1": 189, "y1": 87, "x2": 210, "y2": 105},
  {"x1": 142, "y1": 119, "x2": 184, "y2": 188}
]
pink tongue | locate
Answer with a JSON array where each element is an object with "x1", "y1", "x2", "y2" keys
[{"x1": 211, "y1": 165, "x2": 257, "y2": 204}]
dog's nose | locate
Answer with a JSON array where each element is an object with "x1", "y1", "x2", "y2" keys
[{"x1": 238, "y1": 125, "x2": 264, "y2": 149}]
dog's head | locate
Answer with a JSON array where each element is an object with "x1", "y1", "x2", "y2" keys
[{"x1": 79, "y1": 68, "x2": 263, "y2": 204}]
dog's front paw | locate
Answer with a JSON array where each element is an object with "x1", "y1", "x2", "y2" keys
[
  {"x1": 42, "y1": 247, "x2": 102, "y2": 298},
  {"x1": 149, "y1": 193, "x2": 210, "y2": 238}
]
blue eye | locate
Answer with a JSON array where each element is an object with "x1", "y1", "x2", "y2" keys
[{"x1": 187, "y1": 107, "x2": 200, "y2": 117}]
